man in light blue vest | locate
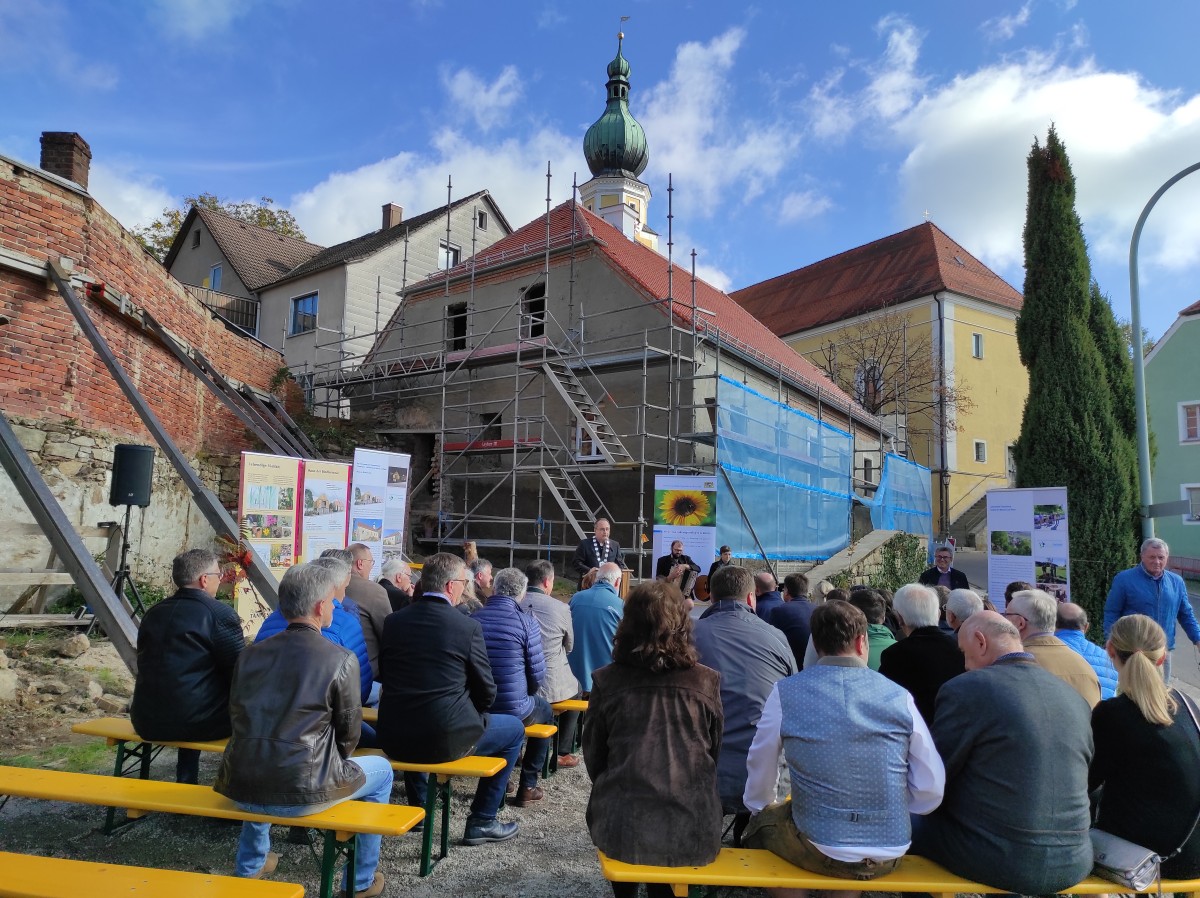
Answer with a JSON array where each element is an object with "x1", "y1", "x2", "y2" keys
[{"x1": 742, "y1": 601, "x2": 945, "y2": 884}]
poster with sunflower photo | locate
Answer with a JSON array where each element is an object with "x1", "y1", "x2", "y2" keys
[{"x1": 652, "y1": 475, "x2": 718, "y2": 575}]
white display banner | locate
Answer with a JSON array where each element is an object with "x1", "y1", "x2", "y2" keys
[
  {"x1": 652, "y1": 474, "x2": 718, "y2": 589},
  {"x1": 985, "y1": 486, "x2": 1070, "y2": 611},
  {"x1": 350, "y1": 448, "x2": 411, "y2": 578}
]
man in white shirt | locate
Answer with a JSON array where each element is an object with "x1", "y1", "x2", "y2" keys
[{"x1": 743, "y1": 601, "x2": 944, "y2": 891}]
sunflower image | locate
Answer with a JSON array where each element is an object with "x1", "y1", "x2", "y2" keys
[{"x1": 655, "y1": 488, "x2": 715, "y2": 527}]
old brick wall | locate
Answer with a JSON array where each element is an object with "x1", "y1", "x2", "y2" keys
[{"x1": 0, "y1": 157, "x2": 285, "y2": 596}]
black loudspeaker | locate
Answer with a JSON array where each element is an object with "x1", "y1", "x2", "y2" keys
[{"x1": 109, "y1": 444, "x2": 155, "y2": 507}]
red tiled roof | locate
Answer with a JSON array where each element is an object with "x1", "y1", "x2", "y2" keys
[
  {"x1": 1180, "y1": 298, "x2": 1200, "y2": 317},
  {"x1": 729, "y1": 222, "x2": 1023, "y2": 336},
  {"x1": 404, "y1": 202, "x2": 867, "y2": 420}
]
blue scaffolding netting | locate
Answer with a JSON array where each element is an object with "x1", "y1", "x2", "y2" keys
[
  {"x1": 715, "y1": 376, "x2": 854, "y2": 561},
  {"x1": 714, "y1": 376, "x2": 933, "y2": 561}
]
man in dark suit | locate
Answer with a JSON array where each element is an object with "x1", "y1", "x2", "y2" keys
[
  {"x1": 571, "y1": 517, "x2": 624, "y2": 586},
  {"x1": 753, "y1": 571, "x2": 784, "y2": 623},
  {"x1": 769, "y1": 573, "x2": 814, "y2": 669},
  {"x1": 912, "y1": 611, "x2": 1093, "y2": 895},
  {"x1": 918, "y1": 545, "x2": 969, "y2": 591},
  {"x1": 878, "y1": 583, "x2": 965, "y2": 724},
  {"x1": 376, "y1": 552, "x2": 525, "y2": 845}
]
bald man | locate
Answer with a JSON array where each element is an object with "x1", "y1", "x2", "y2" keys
[{"x1": 911, "y1": 612, "x2": 1093, "y2": 895}]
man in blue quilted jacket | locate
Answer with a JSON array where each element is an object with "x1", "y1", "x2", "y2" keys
[
  {"x1": 1055, "y1": 603, "x2": 1117, "y2": 699},
  {"x1": 474, "y1": 567, "x2": 554, "y2": 808}
]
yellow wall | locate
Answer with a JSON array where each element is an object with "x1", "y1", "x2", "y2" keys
[{"x1": 784, "y1": 297, "x2": 1025, "y2": 535}]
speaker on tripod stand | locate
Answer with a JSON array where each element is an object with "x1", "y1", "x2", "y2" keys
[{"x1": 107, "y1": 443, "x2": 154, "y2": 618}]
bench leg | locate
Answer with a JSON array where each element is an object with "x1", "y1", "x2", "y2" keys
[
  {"x1": 439, "y1": 775, "x2": 451, "y2": 868},
  {"x1": 103, "y1": 741, "x2": 163, "y2": 833},
  {"x1": 419, "y1": 774, "x2": 451, "y2": 877},
  {"x1": 319, "y1": 830, "x2": 357, "y2": 898}
]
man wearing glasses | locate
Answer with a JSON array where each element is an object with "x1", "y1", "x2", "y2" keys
[{"x1": 131, "y1": 548, "x2": 244, "y2": 784}]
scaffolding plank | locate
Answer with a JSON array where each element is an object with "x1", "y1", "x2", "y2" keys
[
  {"x1": 48, "y1": 261, "x2": 280, "y2": 613},
  {"x1": 246, "y1": 389, "x2": 322, "y2": 459}
]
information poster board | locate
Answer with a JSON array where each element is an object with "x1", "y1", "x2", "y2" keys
[
  {"x1": 350, "y1": 448, "x2": 411, "y2": 578},
  {"x1": 237, "y1": 453, "x2": 302, "y2": 636},
  {"x1": 985, "y1": 486, "x2": 1070, "y2": 610},
  {"x1": 652, "y1": 474, "x2": 718, "y2": 581},
  {"x1": 300, "y1": 460, "x2": 352, "y2": 561}
]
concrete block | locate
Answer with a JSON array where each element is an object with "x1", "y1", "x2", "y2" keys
[{"x1": 11, "y1": 425, "x2": 47, "y2": 454}]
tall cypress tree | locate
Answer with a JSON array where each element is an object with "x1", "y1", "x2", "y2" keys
[
  {"x1": 1015, "y1": 127, "x2": 1134, "y2": 635},
  {"x1": 1088, "y1": 280, "x2": 1142, "y2": 546}
]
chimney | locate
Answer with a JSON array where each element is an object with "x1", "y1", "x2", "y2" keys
[
  {"x1": 40, "y1": 132, "x2": 92, "y2": 189},
  {"x1": 382, "y1": 203, "x2": 404, "y2": 230}
]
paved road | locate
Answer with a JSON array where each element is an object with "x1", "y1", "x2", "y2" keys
[{"x1": 947, "y1": 548, "x2": 988, "y2": 591}]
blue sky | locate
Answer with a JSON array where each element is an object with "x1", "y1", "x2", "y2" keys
[{"x1": 4, "y1": 0, "x2": 1200, "y2": 339}]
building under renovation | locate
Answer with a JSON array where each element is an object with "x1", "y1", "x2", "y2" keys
[{"x1": 302, "y1": 38, "x2": 931, "y2": 576}]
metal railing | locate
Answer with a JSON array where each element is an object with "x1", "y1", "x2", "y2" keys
[{"x1": 184, "y1": 285, "x2": 260, "y2": 335}]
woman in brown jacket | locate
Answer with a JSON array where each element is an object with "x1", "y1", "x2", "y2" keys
[{"x1": 583, "y1": 580, "x2": 724, "y2": 898}]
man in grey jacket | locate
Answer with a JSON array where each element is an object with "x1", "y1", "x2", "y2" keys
[
  {"x1": 522, "y1": 559, "x2": 582, "y2": 768},
  {"x1": 912, "y1": 611, "x2": 1093, "y2": 895},
  {"x1": 694, "y1": 565, "x2": 795, "y2": 842},
  {"x1": 215, "y1": 562, "x2": 392, "y2": 897}
]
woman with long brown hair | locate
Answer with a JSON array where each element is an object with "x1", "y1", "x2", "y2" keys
[
  {"x1": 583, "y1": 580, "x2": 723, "y2": 898},
  {"x1": 1090, "y1": 614, "x2": 1200, "y2": 877}
]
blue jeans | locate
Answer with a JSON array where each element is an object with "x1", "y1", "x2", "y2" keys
[
  {"x1": 468, "y1": 713, "x2": 525, "y2": 821},
  {"x1": 233, "y1": 755, "x2": 393, "y2": 891},
  {"x1": 520, "y1": 696, "x2": 554, "y2": 789}
]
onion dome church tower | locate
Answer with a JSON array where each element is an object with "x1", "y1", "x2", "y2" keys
[{"x1": 580, "y1": 33, "x2": 658, "y2": 250}]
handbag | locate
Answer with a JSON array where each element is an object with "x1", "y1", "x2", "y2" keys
[{"x1": 1089, "y1": 689, "x2": 1200, "y2": 892}]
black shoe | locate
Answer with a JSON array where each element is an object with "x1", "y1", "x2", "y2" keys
[
  {"x1": 462, "y1": 817, "x2": 519, "y2": 846},
  {"x1": 286, "y1": 825, "x2": 312, "y2": 845}
]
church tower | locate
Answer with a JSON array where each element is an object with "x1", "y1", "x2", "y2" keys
[{"x1": 580, "y1": 33, "x2": 657, "y2": 250}]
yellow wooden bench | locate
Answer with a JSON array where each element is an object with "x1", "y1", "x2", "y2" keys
[
  {"x1": 0, "y1": 850, "x2": 305, "y2": 898},
  {"x1": 597, "y1": 847, "x2": 1200, "y2": 898},
  {"x1": 71, "y1": 717, "x2": 505, "y2": 877},
  {"x1": 0, "y1": 766, "x2": 421, "y2": 898}
]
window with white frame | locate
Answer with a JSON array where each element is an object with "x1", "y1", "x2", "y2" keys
[
  {"x1": 210, "y1": 264, "x2": 222, "y2": 292},
  {"x1": 289, "y1": 292, "x2": 318, "y2": 336},
  {"x1": 1182, "y1": 402, "x2": 1200, "y2": 442},
  {"x1": 974, "y1": 440, "x2": 987, "y2": 463},
  {"x1": 972, "y1": 333, "x2": 984, "y2": 358},
  {"x1": 438, "y1": 242, "x2": 461, "y2": 270},
  {"x1": 1185, "y1": 485, "x2": 1200, "y2": 524}
]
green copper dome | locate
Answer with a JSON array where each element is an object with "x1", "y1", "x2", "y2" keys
[{"x1": 583, "y1": 34, "x2": 649, "y2": 179}]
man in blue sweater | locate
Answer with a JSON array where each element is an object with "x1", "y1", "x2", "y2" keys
[{"x1": 1104, "y1": 537, "x2": 1200, "y2": 682}]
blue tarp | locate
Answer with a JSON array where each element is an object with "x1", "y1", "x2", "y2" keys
[{"x1": 862, "y1": 452, "x2": 934, "y2": 544}]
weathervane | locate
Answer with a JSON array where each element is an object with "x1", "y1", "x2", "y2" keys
[
  {"x1": 923, "y1": 209, "x2": 932, "y2": 221},
  {"x1": 620, "y1": 14, "x2": 629, "y2": 37}
]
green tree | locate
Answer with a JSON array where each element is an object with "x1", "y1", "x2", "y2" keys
[
  {"x1": 135, "y1": 193, "x2": 306, "y2": 262},
  {"x1": 1014, "y1": 127, "x2": 1135, "y2": 637},
  {"x1": 1117, "y1": 317, "x2": 1156, "y2": 359}
]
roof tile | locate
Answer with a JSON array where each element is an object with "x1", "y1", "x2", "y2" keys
[
  {"x1": 194, "y1": 207, "x2": 323, "y2": 292},
  {"x1": 729, "y1": 222, "x2": 1022, "y2": 335}
]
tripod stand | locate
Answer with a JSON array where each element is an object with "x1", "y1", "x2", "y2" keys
[{"x1": 111, "y1": 503, "x2": 147, "y2": 618}]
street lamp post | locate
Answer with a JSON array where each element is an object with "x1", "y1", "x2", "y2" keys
[{"x1": 1128, "y1": 161, "x2": 1200, "y2": 541}]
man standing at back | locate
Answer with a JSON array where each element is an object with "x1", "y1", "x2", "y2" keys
[
  {"x1": 522, "y1": 559, "x2": 582, "y2": 769},
  {"x1": 568, "y1": 562, "x2": 624, "y2": 695},
  {"x1": 345, "y1": 543, "x2": 391, "y2": 688},
  {"x1": 919, "y1": 545, "x2": 969, "y2": 591},
  {"x1": 1005, "y1": 589, "x2": 1100, "y2": 707},
  {"x1": 571, "y1": 517, "x2": 624, "y2": 587},
  {"x1": 694, "y1": 565, "x2": 795, "y2": 841},
  {"x1": 743, "y1": 602, "x2": 944, "y2": 884},
  {"x1": 376, "y1": 553, "x2": 525, "y2": 845},
  {"x1": 878, "y1": 584, "x2": 964, "y2": 725},
  {"x1": 1104, "y1": 537, "x2": 1200, "y2": 681},
  {"x1": 912, "y1": 611, "x2": 1093, "y2": 895},
  {"x1": 132, "y1": 548, "x2": 243, "y2": 784},
  {"x1": 770, "y1": 573, "x2": 815, "y2": 670}
]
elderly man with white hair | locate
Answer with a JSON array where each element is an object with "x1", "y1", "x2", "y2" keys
[
  {"x1": 1005, "y1": 589, "x2": 1099, "y2": 707},
  {"x1": 568, "y1": 561, "x2": 624, "y2": 696},
  {"x1": 378, "y1": 557, "x2": 415, "y2": 611},
  {"x1": 944, "y1": 588, "x2": 983, "y2": 633},
  {"x1": 878, "y1": 583, "x2": 965, "y2": 725},
  {"x1": 1104, "y1": 536, "x2": 1200, "y2": 682}
]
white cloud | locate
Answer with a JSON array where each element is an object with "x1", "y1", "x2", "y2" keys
[
  {"x1": 88, "y1": 163, "x2": 175, "y2": 232},
  {"x1": 289, "y1": 127, "x2": 579, "y2": 247},
  {"x1": 890, "y1": 55, "x2": 1200, "y2": 282},
  {"x1": 779, "y1": 190, "x2": 834, "y2": 223},
  {"x1": 153, "y1": 0, "x2": 255, "y2": 40},
  {"x1": 981, "y1": 2, "x2": 1033, "y2": 42},
  {"x1": 440, "y1": 65, "x2": 524, "y2": 132},
  {"x1": 0, "y1": 0, "x2": 117, "y2": 89},
  {"x1": 639, "y1": 27, "x2": 798, "y2": 218},
  {"x1": 537, "y1": 4, "x2": 566, "y2": 29},
  {"x1": 866, "y1": 15, "x2": 926, "y2": 120}
]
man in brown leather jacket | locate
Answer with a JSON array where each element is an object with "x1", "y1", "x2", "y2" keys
[{"x1": 215, "y1": 562, "x2": 392, "y2": 896}]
